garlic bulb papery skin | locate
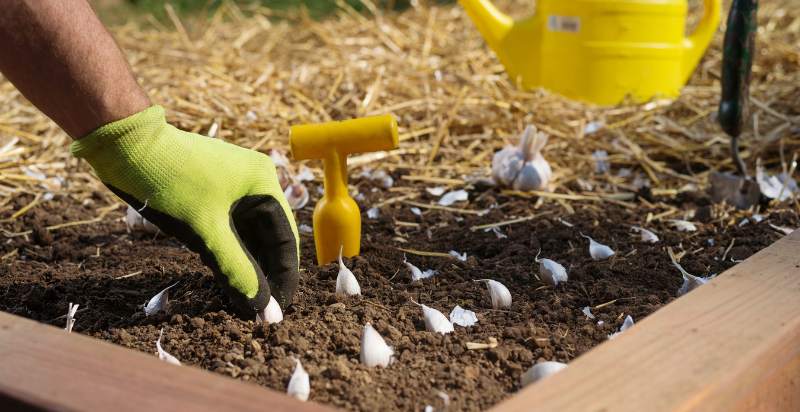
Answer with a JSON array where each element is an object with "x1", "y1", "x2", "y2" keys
[
  {"x1": 449, "y1": 305, "x2": 478, "y2": 327},
  {"x1": 414, "y1": 302, "x2": 454, "y2": 335},
  {"x1": 581, "y1": 233, "x2": 615, "y2": 261},
  {"x1": 474, "y1": 279, "x2": 512, "y2": 309},
  {"x1": 144, "y1": 282, "x2": 179, "y2": 316},
  {"x1": 126, "y1": 206, "x2": 159, "y2": 234},
  {"x1": 535, "y1": 250, "x2": 567, "y2": 287},
  {"x1": 156, "y1": 328, "x2": 181, "y2": 366},
  {"x1": 360, "y1": 323, "x2": 394, "y2": 367},
  {"x1": 520, "y1": 361, "x2": 567, "y2": 387},
  {"x1": 336, "y1": 246, "x2": 361, "y2": 296},
  {"x1": 631, "y1": 226, "x2": 659, "y2": 243},
  {"x1": 491, "y1": 125, "x2": 552, "y2": 191},
  {"x1": 257, "y1": 296, "x2": 283, "y2": 324},
  {"x1": 286, "y1": 358, "x2": 310, "y2": 402}
]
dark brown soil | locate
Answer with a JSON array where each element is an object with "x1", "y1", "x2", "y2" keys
[{"x1": 1, "y1": 183, "x2": 796, "y2": 411}]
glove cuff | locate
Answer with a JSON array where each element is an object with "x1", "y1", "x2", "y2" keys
[{"x1": 71, "y1": 105, "x2": 190, "y2": 201}]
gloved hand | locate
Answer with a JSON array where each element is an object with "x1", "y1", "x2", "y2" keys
[{"x1": 71, "y1": 105, "x2": 299, "y2": 317}]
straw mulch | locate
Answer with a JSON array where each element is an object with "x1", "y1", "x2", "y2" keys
[{"x1": 1, "y1": 0, "x2": 798, "y2": 224}]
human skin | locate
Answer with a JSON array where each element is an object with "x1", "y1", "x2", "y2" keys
[{"x1": 0, "y1": 0, "x2": 151, "y2": 138}]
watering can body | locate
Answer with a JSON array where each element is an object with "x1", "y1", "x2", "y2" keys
[{"x1": 459, "y1": 0, "x2": 721, "y2": 105}]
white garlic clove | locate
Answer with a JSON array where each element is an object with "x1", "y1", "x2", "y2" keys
[
  {"x1": 581, "y1": 233, "x2": 615, "y2": 260},
  {"x1": 491, "y1": 146, "x2": 524, "y2": 186},
  {"x1": 631, "y1": 226, "x2": 659, "y2": 243},
  {"x1": 449, "y1": 305, "x2": 478, "y2": 327},
  {"x1": 144, "y1": 282, "x2": 179, "y2": 316},
  {"x1": 535, "y1": 250, "x2": 567, "y2": 287},
  {"x1": 520, "y1": 361, "x2": 567, "y2": 387},
  {"x1": 257, "y1": 296, "x2": 283, "y2": 324},
  {"x1": 285, "y1": 183, "x2": 309, "y2": 210},
  {"x1": 65, "y1": 302, "x2": 79, "y2": 333},
  {"x1": 607, "y1": 315, "x2": 634, "y2": 340},
  {"x1": 286, "y1": 358, "x2": 310, "y2": 401},
  {"x1": 512, "y1": 157, "x2": 551, "y2": 192},
  {"x1": 410, "y1": 207, "x2": 422, "y2": 216},
  {"x1": 125, "y1": 206, "x2": 159, "y2": 234},
  {"x1": 366, "y1": 207, "x2": 380, "y2": 219},
  {"x1": 672, "y1": 259, "x2": 712, "y2": 296},
  {"x1": 669, "y1": 219, "x2": 698, "y2": 232},
  {"x1": 448, "y1": 250, "x2": 467, "y2": 262},
  {"x1": 336, "y1": 246, "x2": 361, "y2": 296},
  {"x1": 156, "y1": 328, "x2": 181, "y2": 366},
  {"x1": 474, "y1": 279, "x2": 512, "y2": 309},
  {"x1": 438, "y1": 189, "x2": 468, "y2": 206},
  {"x1": 581, "y1": 306, "x2": 595, "y2": 319},
  {"x1": 415, "y1": 302, "x2": 454, "y2": 335},
  {"x1": 403, "y1": 256, "x2": 436, "y2": 281},
  {"x1": 425, "y1": 186, "x2": 446, "y2": 196},
  {"x1": 360, "y1": 323, "x2": 394, "y2": 367}
]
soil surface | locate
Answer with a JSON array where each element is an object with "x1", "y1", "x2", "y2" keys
[{"x1": 1, "y1": 182, "x2": 796, "y2": 411}]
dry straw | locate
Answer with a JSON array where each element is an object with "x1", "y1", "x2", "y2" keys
[{"x1": 0, "y1": 0, "x2": 798, "y2": 226}]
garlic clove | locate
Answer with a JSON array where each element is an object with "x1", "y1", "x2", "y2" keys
[
  {"x1": 360, "y1": 323, "x2": 394, "y2": 367},
  {"x1": 580, "y1": 233, "x2": 615, "y2": 260},
  {"x1": 285, "y1": 183, "x2": 309, "y2": 210},
  {"x1": 144, "y1": 282, "x2": 179, "y2": 316},
  {"x1": 491, "y1": 146, "x2": 524, "y2": 186},
  {"x1": 438, "y1": 189, "x2": 468, "y2": 206},
  {"x1": 671, "y1": 258, "x2": 712, "y2": 296},
  {"x1": 366, "y1": 207, "x2": 380, "y2": 219},
  {"x1": 410, "y1": 207, "x2": 422, "y2": 216},
  {"x1": 631, "y1": 226, "x2": 659, "y2": 243},
  {"x1": 65, "y1": 302, "x2": 78, "y2": 333},
  {"x1": 449, "y1": 305, "x2": 478, "y2": 327},
  {"x1": 257, "y1": 296, "x2": 283, "y2": 324},
  {"x1": 126, "y1": 206, "x2": 159, "y2": 234},
  {"x1": 581, "y1": 306, "x2": 595, "y2": 319},
  {"x1": 535, "y1": 250, "x2": 567, "y2": 287},
  {"x1": 286, "y1": 358, "x2": 310, "y2": 401},
  {"x1": 474, "y1": 279, "x2": 512, "y2": 309},
  {"x1": 520, "y1": 361, "x2": 567, "y2": 387},
  {"x1": 156, "y1": 328, "x2": 181, "y2": 365},
  {"x1": 415, "y1": 302, "x2": 454, "y2": 334},
  {"x1": 403, "y1": 255, "x2": 436, "y2": 281},
  {"x1": 336, "y1": 246, "x2": 361, "y2": 296},
  {"x1": 607, "y1": 315, "x2": 634, "y2": 340},
  {"x1": 448, "y1": 250, "x2": 467, "y2": 262},
  {"x1": 669, "y1": 219, "x2": 698, "y2": 232},
  {"x1": 425, "y1": 186, "x2": 446, "y2": 196}
]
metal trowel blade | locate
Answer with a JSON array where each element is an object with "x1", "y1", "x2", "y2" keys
[{"x1": 709, "y1": 172, "x2": 761, "y2": 209}]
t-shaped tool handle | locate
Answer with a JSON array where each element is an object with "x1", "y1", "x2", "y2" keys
[{"x1": 290, "y1": 115, "x2": 399, "y2": 265}]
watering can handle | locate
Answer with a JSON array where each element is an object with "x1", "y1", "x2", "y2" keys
[{"x1": 682, "y1": 0, "x2": 722, "y2": 83}]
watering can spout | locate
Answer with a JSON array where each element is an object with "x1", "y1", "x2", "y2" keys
[{"x1": 458, "y1": 0, "x2": 513, "y2": 54}]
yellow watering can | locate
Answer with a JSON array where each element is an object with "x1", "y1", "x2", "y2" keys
[{"x1": 459, "y1": 0, "x2": 721, "y2": 105}]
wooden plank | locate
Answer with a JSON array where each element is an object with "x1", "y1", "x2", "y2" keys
[
  {"x1": 494, "y1": 230, "x2": 800, "y2": 412},
  {"x1": 0, "y1": 313, "x2": 336, "y2": 412}
]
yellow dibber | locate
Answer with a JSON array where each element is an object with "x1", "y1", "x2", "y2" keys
[
  {"x1": 290, "y1": 115, "x2": 399, "y2": 265},
  {"x1": 459, "y1": 0, "x2": 720, "y2": 105}
]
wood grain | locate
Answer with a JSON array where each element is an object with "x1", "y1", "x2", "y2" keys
[
  {"x1": 0, "y1": 313, "x2": 336, "y2": 412},
  {"x1": 493, "y1": 230, "x2": 800, "y2": 412}
]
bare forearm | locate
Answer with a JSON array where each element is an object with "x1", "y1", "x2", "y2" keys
[{"x1": 0, "y1": 0, "x2": 150, "y2": 138}]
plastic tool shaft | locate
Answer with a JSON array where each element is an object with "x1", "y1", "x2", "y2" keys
[{"x1": 290, "y1": 115, "x2": 398, "y2": 265}]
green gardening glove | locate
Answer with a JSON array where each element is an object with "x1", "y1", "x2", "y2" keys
[{"x1": 71, "y1": 105, "x2": 299, "y2": 317}]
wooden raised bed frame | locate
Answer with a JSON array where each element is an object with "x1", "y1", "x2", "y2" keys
[{"x1": 1, "y1": 230, "x2": 798, "y2": 411}]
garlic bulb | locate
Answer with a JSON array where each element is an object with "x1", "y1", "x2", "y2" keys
[
  {"x1": 631, "y1": 226, "x2": 659, "y2": 243},
  {"x1": 156, "y1": 328, "x2": 181, "y2": 366},
  {"x1": 257, "y1": 296, "x2": 283, "y2": 324},
  {"x1": 535, "y1": 250, "x2": 567, "y2": 287},
  {"x1": 449, "y1": 305, "x2": 478, "y2": 327},
  {"x1": 143, "y1": 282, "x2": 179, "y2": 316},
  {"x1": 474, "y1": 279, "x2": 512, "y2": 309},
  {"x1": 285, "y1": 183, "x2": 309, "y2": 210},
  {"x1": 336, "y1": 246, "x2": 361, "y2": 296},
  {"x1": 520, "y1": 361, "x2": 567, "y2": 387},
  {"x1": 580, "y1": 233, "x2": 615, "y2": 260},
  {"x1": 360, "y1": 323, "x2": 394, "y2": 367},
  {"x1": 413, "y1": 301, "x2": 454, "y2": 335},
  {"x1": 491, "y1": 125, "x2": 552, "y2": 191},
  {"x1": 286, "y1": 358, "x2": 310, "y2": 401},
  {"x1": 125, "y1": 206, "x2": 159, "y2": 234},
  {"x1": 65, "y1": 302, "x2": 78, "y2": 333}
]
